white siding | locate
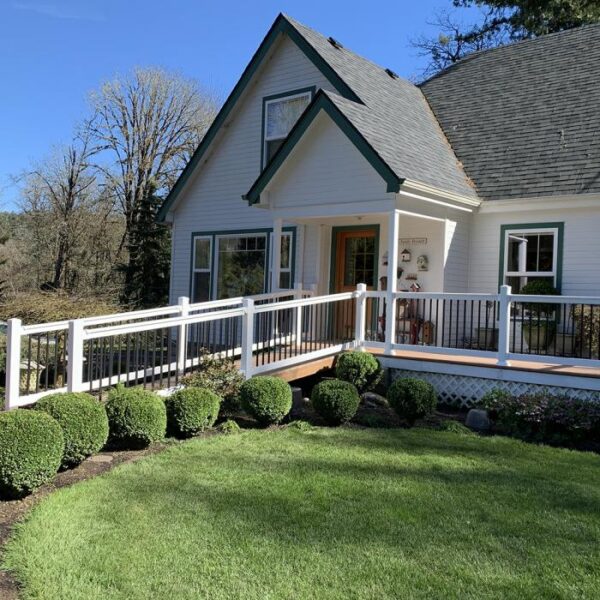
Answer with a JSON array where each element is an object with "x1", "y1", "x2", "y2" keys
[
  {"x1": 169, "y1": 35, "x2": 334, "y2": 301},
  {"x1": 469, "y1": 205, "x2": 600, "y2": 295},
  {"x1": 267, "y1": 112, "x2": 391, "y2": 208},
  {"x1": 443, "y1": 211, "x2": 471, "y2": 293}
]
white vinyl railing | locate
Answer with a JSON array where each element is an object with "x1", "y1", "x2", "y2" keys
[{"x1": 5, "y1": 284, "x2": 600, "y2": 410}]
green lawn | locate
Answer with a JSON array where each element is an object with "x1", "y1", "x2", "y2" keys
[{"x1": 4, "y1": 426, "x2": 600, "y2": 599}]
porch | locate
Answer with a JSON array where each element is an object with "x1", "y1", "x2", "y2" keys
[{"x1": 5, "y1": 284, "x2": 600, "y2": 410}]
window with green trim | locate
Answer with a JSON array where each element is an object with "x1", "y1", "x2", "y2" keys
[
  {"x1": 269, "y1": 231, "x2": 293, "y2": 290},
  {"x1": 191, "y1": 236, "x2": 212, "y2": 302},
  {"x1": 191, "y1": 229, "x2": 295, "y2": 301},
  {"x1": 263, "y1": 91, "x2": 312, "y2": 165},
  {"x1": 501, "y1": 225, "x2": 561, "y2": 292}
]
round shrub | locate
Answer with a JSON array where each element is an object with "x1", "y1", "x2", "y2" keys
[
  {"x1": 165, "y1": 388, "x2": 220, "y2": 438},
  {"x1": 105, "y1": 385, "x2": 166, "y2": 448},
  {"x1": 0, "y1": 409, "x2": 64, "y2": 499},
  {"x1": 34, "y1": 392, "x2": 109, "y2": 468},
  {"x1": 388, "y1": 378, "x2": 437, "y2": 426},
  {"x1": 217, "y1": 419, "x2": 241, "y2": 435},
  {"x1": 335, "y1": 351, "x2": 383, "y2": 393},
  {"x1": 311, "y1": 379, "x2": 360, "y2": 425},
  {"x1": 240, "y1": 376, "x2": 292, "y2": 425}
]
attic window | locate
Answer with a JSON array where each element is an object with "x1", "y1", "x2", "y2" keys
[
  {"x1": 385, "y1": 68, "x2": 399, "y2": 79},
  {"x1": 263, "y1": 89, "x2": 313, "y2": 166},
  {"x1": 328, "y1": 36, "x2": 343, "y2": 49}
]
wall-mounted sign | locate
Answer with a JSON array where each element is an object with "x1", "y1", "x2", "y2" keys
[{"x1": 399, "y1": 238, "x2": 427, "y2": 245}]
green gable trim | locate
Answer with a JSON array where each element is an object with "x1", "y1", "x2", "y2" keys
[
  {"x1": 498, "y1": 222, "x2": 564, "y2": 292},
  {"x1": 189, "y1": 226, "x2": 297, "y2": 301},
  {"x1": 244, "y1": 91, "x2": 403, "y2": 204},
  {"x1": 329, "y1": 225, "x2": 380, "y2": 294},
  {"x1": 157, "y1": 14, "x2": 360, "y2": 222},
  {"x1": 260, "y1": 86, "x2": 316, "y2": 171}
]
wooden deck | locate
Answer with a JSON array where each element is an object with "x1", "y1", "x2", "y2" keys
[{"x1": 258, "y1": 344, "x2": 600, "y2": 385}]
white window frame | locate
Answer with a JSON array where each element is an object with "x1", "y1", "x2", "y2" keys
[
  {"x1": 191, "y1": 236, "x2": 212, "y2": 303},
  {"x1": 503, "y1": 227, "x2": 559, "y2": 289},
  {"x1": 213, "y1": 232, "x2": 269, "y2": 299},
  {"x1": 269, "y1": 231, "x2": 293, "y2": 291},
  {"x1": 263, "y1": 91, "x2": 312, "y2": 167}
]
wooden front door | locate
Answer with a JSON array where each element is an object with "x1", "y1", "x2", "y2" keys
[{"x1": 332, "y1": 228, "x2": 378, "y2": 339}]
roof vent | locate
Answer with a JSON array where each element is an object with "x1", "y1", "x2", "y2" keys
[
  {"x1": 328, "y1": 36, "x2": 343, "y2": 50},
  {"x1": 385, "y1": 68, "x2": 399, "y2": 79}
]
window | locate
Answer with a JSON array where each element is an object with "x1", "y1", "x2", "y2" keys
[
  {"x1": 216, "y1": 234, "x2": 267, "y2": 299},
  {"x1": 263, "y1": 90, "x2": 312, "y2": 166},
  {"x1": 191, "y1": 237, "x2": 211, "y2": 302},
  {"x1": 501, "y1": 225, "x2": 562, "y2": 293},
  {"x1": 191, "y1": 229, "x2": 295, "y2": 300},
  {"x1": 269, "y1": 232, "x2": 293, "y2": 290}
]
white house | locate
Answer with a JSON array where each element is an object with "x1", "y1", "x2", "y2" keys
[{"x1": 154, "y1": 14, "x2": 600, "y2": 403}]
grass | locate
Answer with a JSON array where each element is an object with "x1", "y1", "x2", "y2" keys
[{"x1": 3, "y1": 426, "x2": 600, "y2": 599}]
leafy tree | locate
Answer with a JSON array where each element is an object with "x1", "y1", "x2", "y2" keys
[{"x1": 414, "y1": 0, "x2": 600, "y2": 77}]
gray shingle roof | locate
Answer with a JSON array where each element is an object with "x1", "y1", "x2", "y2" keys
[
  {"x1": 420, "y1": 24, "x2": 600, "y2": 200},
  {"x1": 285, "y1": 15, "x2": 478, "y2": 200}
]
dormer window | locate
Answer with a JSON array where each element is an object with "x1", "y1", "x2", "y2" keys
[{"x1": 262, "y1": 88, "x2": 313, "y2": 166}]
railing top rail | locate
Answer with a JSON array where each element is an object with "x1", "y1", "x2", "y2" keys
[
  {"x1": 82, "y1": 306, "x2": 245, "y2": 340},
  {"x1": 22, "y1": 320, "x2": 70, "y2": 335},
  {"x1": 393, "y1": 291, "x2": 499, "y2": 302},
  {"x1": 509, "y1": 293, "x2": 600, "y2": 305},
  {"x1": 254, "y1": 291, "x2": 355, "y2": 313}
]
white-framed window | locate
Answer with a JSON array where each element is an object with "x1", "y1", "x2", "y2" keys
[
  {"x1": 503, "y1": 227, "x2": 559, "y2": 293},
  {"x1": 263, "y1": 90, "x2": 312, "y2": 166},
  {"x1": 215, "y1": 233, "x2": 268, "y2": 300},
  {"x1": 269, "y1": 231, "x2": 293, "y2": 290},
  {"x1": 191, "y1": 236, "x2": 212, "y2": 302}
]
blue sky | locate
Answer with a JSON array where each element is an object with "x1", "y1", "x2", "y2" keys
[{"x1": 0, "y1": 0, "x2": 473, "y2": 210}]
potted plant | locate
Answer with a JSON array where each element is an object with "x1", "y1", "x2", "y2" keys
[{"x1": 519, "y1": 279, "x2": 559, "y2": 353}]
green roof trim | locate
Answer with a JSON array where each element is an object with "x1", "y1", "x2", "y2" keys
[
  {"x1": 157, "y1": 14, "x2": 361, "y2": 222},
  {"x1": 243, "y1": 91, "x2": 403, "y2": 204}
]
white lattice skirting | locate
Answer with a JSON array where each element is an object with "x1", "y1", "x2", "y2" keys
[{"x1": 389, "y1": 369, "x2": 600, "y2": 408}]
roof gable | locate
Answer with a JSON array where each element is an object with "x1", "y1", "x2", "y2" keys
[
  {"x1": 157, "y1": 14, "x2": 361, "y2": 222},
  {"x1": 244, "y1": 90, "x2": 403, "y2": 204}
]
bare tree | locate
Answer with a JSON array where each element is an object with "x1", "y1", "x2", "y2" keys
[
  {"x1": 18, "y1": 133, "x2": 96, "y2": 290},
  {"x1": 85, "y1": 67, "x2": 218, "y2": 303},
  {"x1": 412, "y1": 10, "x2": 507, "y2": 79}
]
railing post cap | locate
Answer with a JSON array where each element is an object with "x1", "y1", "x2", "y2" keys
[
  {"x1": 500, "y1": 284, "x2": 512, "y2": 294},
  {"x1": 356, "y1": 283, "x2": 367, "y2": 292},
  {"x1": 243, "y1": 297, "x2": 255, "y2": 307},
  {"x1": 178, "y1": 296, "x2": 190, "y2": 306}
]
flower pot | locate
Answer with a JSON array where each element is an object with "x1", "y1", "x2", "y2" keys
[
  {"x1": 522, "y1": 322, "x2": 555, "y2": 353},
  {"x1": 475, "y1": 327, "x2": 498, "y2": 351}
]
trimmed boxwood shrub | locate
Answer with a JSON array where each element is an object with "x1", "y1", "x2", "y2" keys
[
  {"x1": 217, "y1": 419, "x2": 241, "y2": 435},
  {"x1": 34, "y1": 392, "x2": 109, "y2": 468},
  {"x1": 165, "y1": 388, "x2": 221, "y2": 438},
  {"x1": 335, "y1": 351, "x2": 383, "y2": 393},
  {"x1": 105, "y1": 385, "x2": 166, "y2": 448},
  {"x1": 0, "y1": 409, "x2": 64, "y2": 498},
  {"x1": 240, "y1": 376, "x2": 292, "y2": 425},
  {"x1": 388, "y1": 378, "x2": 437, "y2": 426},
  {"x1": 311, "y1": 379, "x2": 360, "y2": 425}
]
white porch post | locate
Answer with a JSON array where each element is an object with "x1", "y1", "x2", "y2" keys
[
  {"x1": 385, "y1": 210, "x2": 400, "y2": 353},
  {"x1": 271, "y1": 218, "x2": 283, "y2": 293},
  {"x1": 497, "y1": 284, "x2": 512, "y2": 366},
  {"x1": 5, "y1": 318, "x2": 22, "y2": 410}
]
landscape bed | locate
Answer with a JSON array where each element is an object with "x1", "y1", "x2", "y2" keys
[{"x1": 3, "y1": 426, "x2": 600, "y2": 599}]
